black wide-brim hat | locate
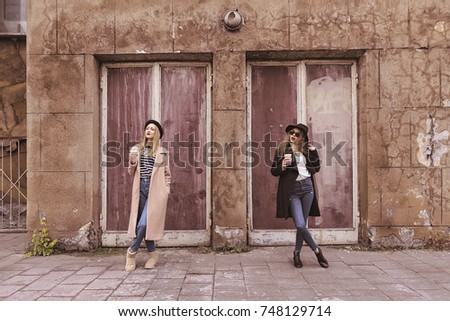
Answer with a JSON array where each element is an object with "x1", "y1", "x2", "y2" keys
[
  {"x1": 285, "y1": 123, "x2": 308, "y2": 135},
  {"x1": 144, "y1": 119, "x2": 164, "y2": 138}
]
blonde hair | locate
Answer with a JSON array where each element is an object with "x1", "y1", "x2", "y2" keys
[{"x1": 139, "y1": 125, "x2": 161, "y2": 156}]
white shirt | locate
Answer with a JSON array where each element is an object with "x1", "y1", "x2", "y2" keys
[{"x1": 294, "y1": 152, "x2": 311, "y2": 181}]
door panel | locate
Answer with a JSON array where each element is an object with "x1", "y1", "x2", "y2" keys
[
  {"x1": 106, "y1": 67, "x2": 153, "y2": 231},
  {"x1": 251, "y1": 66, "x2": 297, "y2": 229},
  {"x1": 160, "y1": 66, "x2": 207, "y2": 230},
  {"x1": 305, "y1": 64, "x2": 353, "y2": 229}
]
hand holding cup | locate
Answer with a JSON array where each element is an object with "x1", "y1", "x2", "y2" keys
[
  {"x1": 283, "y1": 153, "x2": 292, "y2": 167},
  {"x1": 129, "y1": 146, "x2": 139, "y2": 163}
]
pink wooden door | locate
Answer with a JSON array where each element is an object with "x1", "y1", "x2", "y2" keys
[
  {"x1": 251, "y1": 65, "x2": 297, "y2": 229},
  {"x1": 251, "y1": 63, "x2": 355, "y2": 237},
  {"x1": 106, "y1": 67, "x2": 153, "y2": 231},
  {"x1": 160, "y1": 66, "x2": 207, "y2": 230}
]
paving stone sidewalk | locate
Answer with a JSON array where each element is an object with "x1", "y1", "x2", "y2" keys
[{"x1": 1, "y1": 233, "x2": 450, "y2": 301}]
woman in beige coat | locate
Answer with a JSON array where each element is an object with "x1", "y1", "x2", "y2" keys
[{"x1": 125, "y1": 119, "x2": 171, "y2": 272}]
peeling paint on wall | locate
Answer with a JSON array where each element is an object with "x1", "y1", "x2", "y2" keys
[
  {"x1": 407, "y1": 188, "x2": 424, "y2": 199},
  {"x1": 418, "y1": 210, "x2": 430, "y2": 226},
  {"x1": 58, "y1": 221, "x2": 98, "y2": 251},
  {"x1": 214, "y1": 225, "x2": 245, "y2": 247},
  {"x1": 416, "y1": 116, "x2": 449, "y2": 167},
  {"x1": 399, "y1": 227, "x2": 414, "y2": 246},
  {"x1": 386, "y1": 208, "x2": 393, "y2": 218},
  {"x1": 434, "y1": 21, "x2": 445, "y2": 33},
  {"x1": 368, "y1": 227, "x2": 376, "y2": 244}
]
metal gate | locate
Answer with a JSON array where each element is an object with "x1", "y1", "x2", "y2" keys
[{"x1": 1, "y1": 137, "x2": 27, "y2": 230}]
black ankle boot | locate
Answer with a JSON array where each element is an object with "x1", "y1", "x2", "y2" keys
[
  {"x1": 315, "y1": 248, "x2": 329, "y2": 268},
  {"x1": 293, "y1": 251, "x2": 303, "y2": 268}
]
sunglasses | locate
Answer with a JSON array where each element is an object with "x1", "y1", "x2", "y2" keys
[{"x1": 289, "y1": 130, "x2": 301, "y2": 137}]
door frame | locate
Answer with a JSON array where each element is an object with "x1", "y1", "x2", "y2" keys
[
  {"x1": 100, "y1": 62, "x2": 212, "y2": 247},
  {"x1": 247, "y1": 60, "x2": 359, "y2": 245}
]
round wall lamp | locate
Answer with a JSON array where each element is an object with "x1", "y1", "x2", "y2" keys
[{"x1": 222, "y1": 9, "x2": 244, "y2": 31}]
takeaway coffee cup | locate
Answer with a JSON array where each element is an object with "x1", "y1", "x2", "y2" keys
[
  {"x1": 129, "y1": 146, "x2": 139, "y2": 162},
  {"x1": 284, "y1": 153, "x2": 292, "y2": 165}
]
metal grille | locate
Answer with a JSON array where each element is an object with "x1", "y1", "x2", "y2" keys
[{"x1": 1, "y1": 137, "x2": 27, "y2": 230}]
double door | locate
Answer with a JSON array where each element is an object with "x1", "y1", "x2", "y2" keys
[
  {"x1": 101, "y1": 63, "x2": 211, "y2": 247},
  {"x1": 249, "y1": 61, "x2": 358, "y2": 245}
]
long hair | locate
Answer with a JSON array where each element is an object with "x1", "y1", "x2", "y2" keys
[
  {"x1": 277, "y1": 130, "x2": 308, "y2": 155},
  {"x1": 139, "y1": 126, "x2": 161, "y2": 157}
]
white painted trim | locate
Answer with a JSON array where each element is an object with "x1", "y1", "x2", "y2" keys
[
  {"x1": 246, "y1": 63, "x2": 254, "y2": 230},
  {"x1": 250, "y1": 229, "x2": 359, "y2": 246},
  {"x1": 299, "y1": 63, "x2": 305, "y2": 123},
  {"x1": 351, "y1": 62, "x2": 360, "y2": 232},
  {"x1": 153, "y1": 64, "x2": 161, "y2": 122},
  {"x1": 205, "y1": 63, "x2": 213, "y2": 240},
  {"x1": 102, "y1": 230, "x2": 210, "y2": 247},
  {"x1": 100, "y1": 65, "x2": 109, "y2": 235},
  {"x1": 102, "y1": 62, "x2": 155, "y2": 68}
]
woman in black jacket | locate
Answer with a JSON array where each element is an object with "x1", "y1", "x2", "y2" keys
[{"x1": 271, "y1": 123, "x2": 328, "y2": 268}]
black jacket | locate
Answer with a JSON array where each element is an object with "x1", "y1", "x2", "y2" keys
[{"x1": 271, "y1": 143, "x2": 321, "y2": 218}]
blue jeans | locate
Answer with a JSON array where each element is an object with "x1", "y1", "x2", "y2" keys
[
  {"x1": 290, "y1": 178, "x2": 319, "y2": 253},
  {"x1": 129, "y1": 178, "x2": 155, "y2": 252}
]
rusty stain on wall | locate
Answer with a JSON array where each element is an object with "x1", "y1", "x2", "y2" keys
[{"x1": 416, "y1": 116, "x2": 449, "y2": 167}]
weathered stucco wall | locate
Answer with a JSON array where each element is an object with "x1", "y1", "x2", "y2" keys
[
  {"x1": 365, "y1": 47, "x2": 450, "y2": 248},
  {"x1": 26, "y1": 0, "x2": 450, "y2": 249}
]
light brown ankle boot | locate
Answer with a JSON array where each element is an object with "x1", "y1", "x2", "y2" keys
[
  {"x1": 125, "y1": 248, "x2": 137, "y2": 272},
  {"x1": 144, "y1": 251, "x2": 158, "y2": 269}
]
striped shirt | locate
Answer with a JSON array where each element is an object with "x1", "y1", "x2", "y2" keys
[{"x1": 140, "y1": 148, "x2": 156, "y2": 179}]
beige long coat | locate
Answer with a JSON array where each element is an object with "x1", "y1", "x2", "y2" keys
[{"x1": 127, "y1": 144, "x2": 171, "y2": 241}]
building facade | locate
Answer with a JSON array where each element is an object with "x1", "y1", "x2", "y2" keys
[{"x1": 23, "y1": 0, "x2": 450, "y2": 250}]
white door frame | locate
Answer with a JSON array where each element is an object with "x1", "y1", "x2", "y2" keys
[
  {"x1": 247, "y1": 60, "x2": 359, "y2": 245},
  {"x1": 100, "y1": 62, "x2": 212, "y2": 247}
]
